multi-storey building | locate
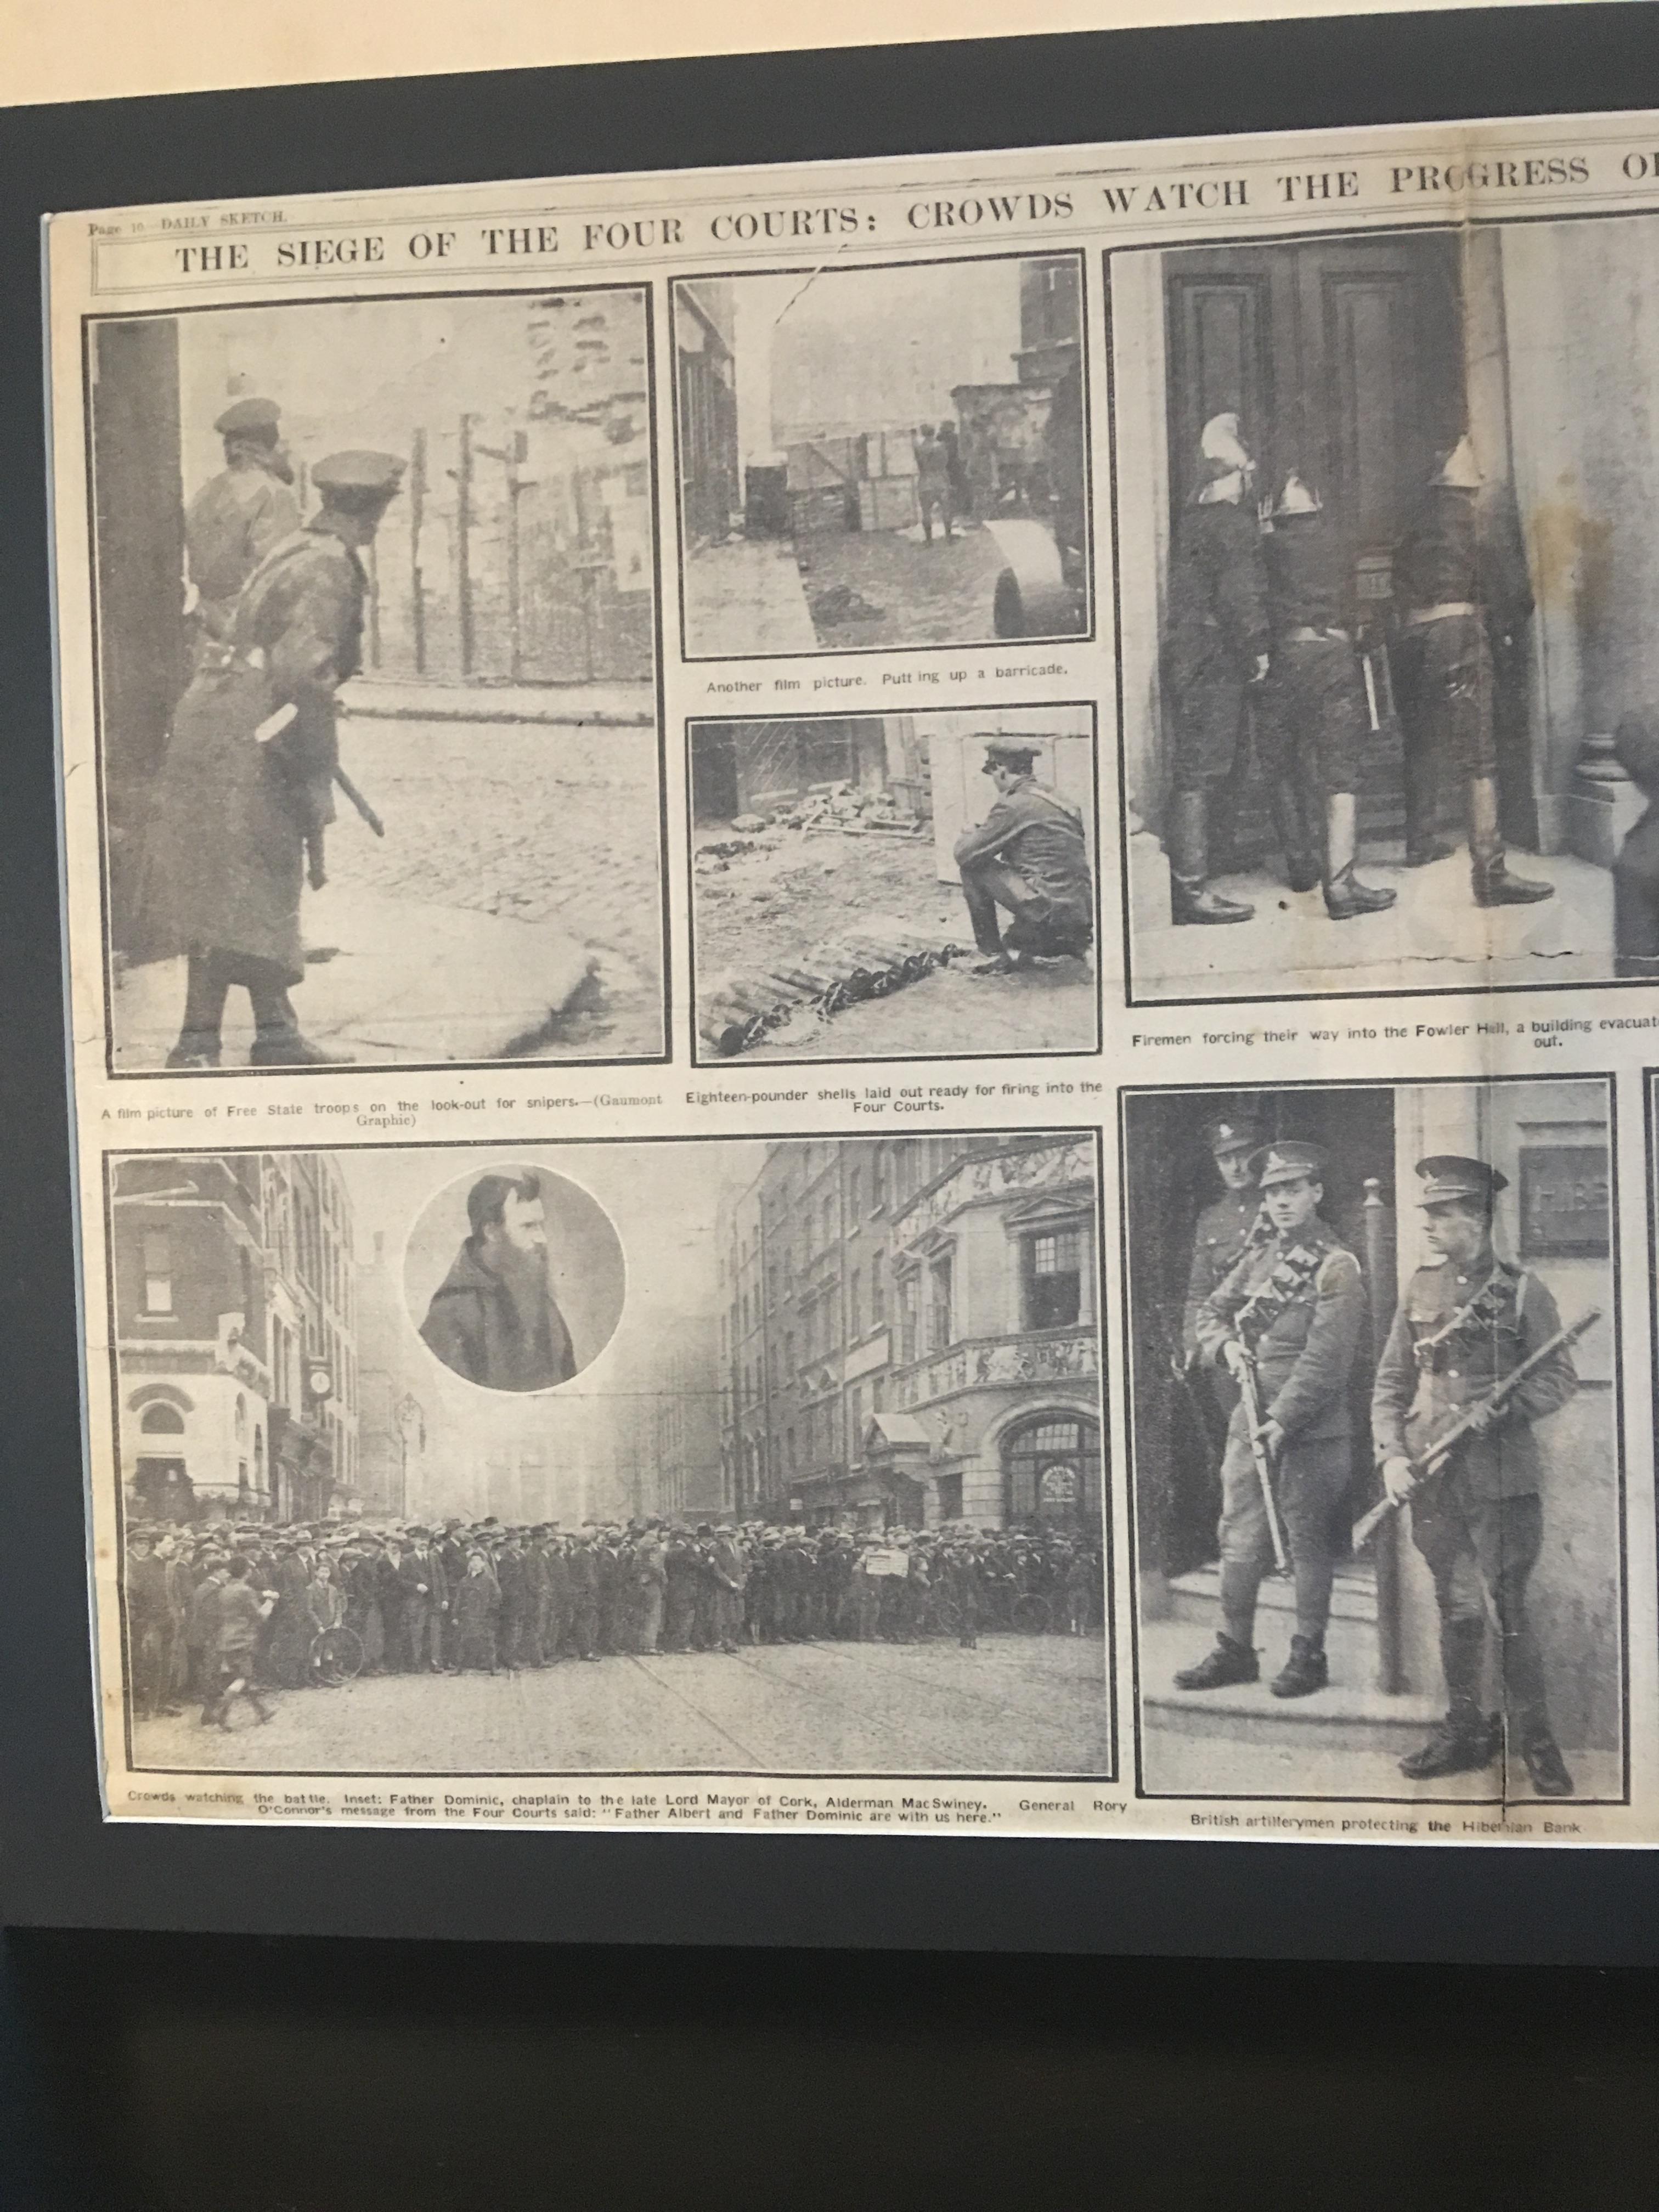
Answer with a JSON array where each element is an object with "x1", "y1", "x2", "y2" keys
[
  {"x1": 618, "y1": 1313, "x2": 726, "y2": 1523},
  {"x1": 111, "y1": 1149, "x2": 360, "y2": 1525},
  {"x1": 719, "y1": 1136, "x2": 1103, "y2": 1534},
  {"x1": 260, "y1": 1153, "x2": 359, "y2": 1522}
]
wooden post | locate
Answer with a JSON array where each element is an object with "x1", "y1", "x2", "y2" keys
[
  {"x1": 1361, "y1": 1173, "x2": 1403, "y2": 1695},
  {"x1": 456, "y1": 411, "x2": 476, "y2": 679},
  {"x1": 409, "y1": 427, "x2": 427, "y2": 677}
]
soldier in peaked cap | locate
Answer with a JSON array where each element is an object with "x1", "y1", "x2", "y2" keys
[
  {"x1": 1161, "y1": 412, "x2": 1268, "y2": 927},
  {"x1": 952, "y1": 737, "x2": 1094, "y2": 976},
  {"x1": 1373, "y1": 1155, "x2": 1579, "y2": 1797},
  {"x1": 1179, "y1": 1114, "x2": 1266, "y2": 1364},
  {"x1": 185, "y1": 396, "x2": 300, "y2": 651},
  {"x1": 142, "y1": 447, "x2": 405, "y2": 1069},
  {"x1": 1260, "y1": 472, "x2": 1396, "y2": 922},
  {"x1": 1182, "y1": 1139, "x2": 1368, "y2": 1701},
  {"x1": 1392, "y1": 436, "x2": 1551, "y2": 906}
]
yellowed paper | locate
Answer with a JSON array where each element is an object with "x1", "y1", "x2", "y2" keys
[{"x1": 47, "y1": 108, "x2": 1659, "y2": 1842}]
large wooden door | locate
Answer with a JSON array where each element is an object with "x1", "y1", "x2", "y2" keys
[{"x1": 1164, "y1": 236, "x2": 1466, "y2": 855}]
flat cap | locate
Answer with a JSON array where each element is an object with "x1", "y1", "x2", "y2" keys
[
  {"x1": 312, "y1": 448, "x2": 406, "y2": 498},
  {"x1": 1415, "y1": 1155, "x2": 1508, "y2": 1204},
  {"x1": 215, "y1": 396, "x2": 281, "y2": 437},
  {"x1": 1248, "y1": 1139, "x2": 1328, "y2": 1189},
  {"x1": 1201, "y1": 1114, "x2": 1261, "y2": 1159}
]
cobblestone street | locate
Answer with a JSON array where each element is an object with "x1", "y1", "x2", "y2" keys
[
  {"x1": 131, "y1": 1633, "x2": 1110, "y2": 1778},
  {"x1": 333, "y1": 716, "x2": 664, "y2": 1058}
]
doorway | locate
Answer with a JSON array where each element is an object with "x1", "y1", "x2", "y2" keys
[{"x1": 1162, "y1": 234, "x2": 1481, "y2": 860}]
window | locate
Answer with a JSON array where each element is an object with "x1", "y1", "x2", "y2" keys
[
  {"x1": 141, "y1": 1232, "x2": 172, "y2": 1315},
  {"x1": 785, "y1": 1331, "x2": 796, "y2": 1380},
  {"x1": 848, "y1": 1166, "x2": 862, "y2": 1221},
  {"x1": 138, "y1": 1401, "x2": 185, "y2": 1436},
  {"x1": 849, "y1": 1269, "x2": 864, "y2": 1339},
  {"x1": 871, "y1": 1252, "x2": 887, "y2": 1324},
  {"x1": 1026, "y1": 1228, "x2": 1084, "y2": 1330},
  {"x1": 822, "y1": 1196, "x2": 835, "y2": 1252},
  {"x1": 929, "y1": 1257, "x2": 953, "y2": 1351},
  {"x1": 899, "y1": 1272, "x2": 919, "y2": 1365},
  {"x1": 872, "y1": 1146, "x2": 889, "y2": 1212}
]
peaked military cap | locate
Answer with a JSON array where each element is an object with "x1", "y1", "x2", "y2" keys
[
  {"x1": 1414, "y1": 1155, "x2": 1509, "y2": 1204},
  {"x1": 1248, "y1": 1139, "x2": 1328, "y2": 1189},
  {"x1": 215, "y1": 396, "x2": 281, "y2": 437},
  {"x1": 1201, "y1": 1113, "x2": 1261, "y2": 1159},
  {"x1": 312, "y1": 449, "x2": 406, "y2": 498},
  {"x1": 980, "y1": 738, "x2": 1040, "y2": 774}
]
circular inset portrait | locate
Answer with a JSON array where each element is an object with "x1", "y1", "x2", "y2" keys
[{"x1": 403, "y1": 1164, "x2": 626, "y2": 1393}]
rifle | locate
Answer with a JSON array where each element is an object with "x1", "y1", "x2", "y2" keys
[
  {"x1": 1234, "y1": 1346, "x2": 1289, "y2": 1574},
  {"x1": 253, "y1": 702, "x2": 385, "y2": 884},
  {"x1": 1351, "y1": 1307, "x2": 1600, "y2": 1551}
]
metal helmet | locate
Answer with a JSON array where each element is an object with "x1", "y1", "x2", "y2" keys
[
  {"x1": 1199, "y1": 411, "x2": 1251, "y2": 472},
  {"x1": 1271, "y1": 472, "x2": 1322, "y2": 518},
  {"x1": 1433, "y1": 434, "x2": 1484, "y2": 490}
]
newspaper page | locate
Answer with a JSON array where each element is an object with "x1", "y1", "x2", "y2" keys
[{"x1": 44, "y1": 109, "x2": 1659, "y2": 1845}]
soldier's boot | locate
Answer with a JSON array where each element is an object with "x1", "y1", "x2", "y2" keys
[
  {"x1": 247, "y1": 979, "x2": 347, "y2": 1066},
  {"x1": 1399, "y1": 1618, "x2": 1499, "y2": 1779},
  {"x1": 1469, "y1": 774, "x2": 1553, "y2": 906},
  {"x1": 1169, "y1": 789, "x2": 1254, "y2": 926},
  {"x1": 1269, "y1": 1634, "x2": 1329, "y2": 1699},
  {"x1": 1403, "y1": 739, "x2": 1454, "y2": 867},
  {"x1": 1272, "y1": 778, "x2": 1322, "y2": 894},
  {"x1": 168, "y1": 953, "x2": 228, "y2": 1068},
  {"x1": 1515, "y1": 1711, "x2": 1575, "y2": 1799},
  {"x1": 1322, "y1": 791, "x2": 1397, "y2": 920},
  {"x1": 1173, "y1": 1633, "x2": 1259, "y2": 1691}
]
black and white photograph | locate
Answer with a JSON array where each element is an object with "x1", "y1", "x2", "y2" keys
[
  {"x1": 689, "y1": 706, "x2": 1099, "y2": 1062},
  {"x1": 673, "y1": 254, "x2": 1090, "y2": 657},
  {"x1": 1122, "y1": 1076, "x2": 1624, "y2": 1803},
  {"x1": 1112, "y1": 216, "x2": 1659, "y2": 1005},
  {"x1": 108, "y1": 1131, "x2": 1109, "y2": 1778},
  {"x1": 89, "y1": 287, "x2": 665, "y2": 1071}
]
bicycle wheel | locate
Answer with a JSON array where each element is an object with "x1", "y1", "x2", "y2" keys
[
  {"x1": 933, "y1": 1595, "x2": 962, "y2": 1637},
  {"x1": 312, "y1": 1626, "x2": 364, "y2": 1684},
  {"x1": 1011, "y1": 1594, "x2": 1051, "y2": 1635}
]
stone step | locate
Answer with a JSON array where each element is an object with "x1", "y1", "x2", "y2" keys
[
  {"x1": 1166, "y1": 1563, "x2": 1380, "y2": 1681},
  {"x1": 1140, "y1": 1616, "x2": 1441, "y2": 1752}
]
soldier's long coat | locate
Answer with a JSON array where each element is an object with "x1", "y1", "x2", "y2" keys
[{"x1": 140, "y1": 520, "x2": 366, "y2": 983}]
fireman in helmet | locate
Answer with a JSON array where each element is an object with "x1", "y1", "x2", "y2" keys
[
  {"x1": 1260, "y1": 471, "x2": 1396, "y2": 922},
  {"x1": 1160, "y1": 413, "x2": 1267, "y2": 926},
  {"x1": 1392, "y1": 435, "x2": 1551, "y2": 906}
]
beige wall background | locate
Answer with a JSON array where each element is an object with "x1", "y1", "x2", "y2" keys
[{"x1": 5, "y1": 0, "x2": 1557, "y2": 111}]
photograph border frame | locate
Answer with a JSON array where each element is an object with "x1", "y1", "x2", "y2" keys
[
  {"x1": 80, "y1": 278, "x2": 675, "y2": 1082},
  {"x1": 1116, "y1": 1066, "x2": 1632, "y2": 1810},
  {"x1": 100, "y1": 1120, "x2": 1119, "y2": 1789},
  {"x1": 667, "y1": 245, "x2": 1096, "y2": 665},
  {"x1": 682, "y1": 695, "x2": 1105, "y2": 1069},
  {"x1": 1105, "y1": 203, "x2": 1659, "y2": 1015}
]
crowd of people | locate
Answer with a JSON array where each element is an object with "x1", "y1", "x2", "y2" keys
[{"x1": 123, "y1": 1516, "x2": 1105, "y2": 1730}]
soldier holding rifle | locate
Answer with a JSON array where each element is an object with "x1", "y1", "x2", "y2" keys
[
  {"x1": 143, "y1": 449, "x2": 405, "y2": 1068},
  {"x1": 1180, "y1": 1141, "x2": 1368, "y2": 1701},
  {"x1": 1372, "y1": 1156, "x2": 1579, "y2": 1797}
]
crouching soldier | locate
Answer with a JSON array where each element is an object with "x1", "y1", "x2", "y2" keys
[
  {"x1": 1373, "y1": 1156, "x2": 1579, "y2": 1797},
  {"x1": 954, "y1": 738, "x2": 1094, "y2": 975},
  {"x1": 1261, "y1": 474, "x2": 1396, "y2": 921},
  {"x1": 1180, "y1": 1141, "x2": 1367, "y2": 1700}
]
